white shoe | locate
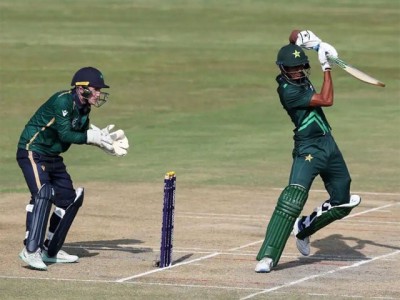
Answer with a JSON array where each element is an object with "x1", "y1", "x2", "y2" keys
[
  {"x1": 42, "y1": 249, "x2": 79, "y2": 263},
  {"x1": 293, "y1": 218, "x2": 310, "y2": 256},
  {"x1": 19, "y1": 248, "x2": 47, "y2": 270},
  {"x1": 255, "y1": 257, "x2": 273, "y2": 273},
  {"x1": 338, "y1": 194, "x2": 362, "y2": 208}
]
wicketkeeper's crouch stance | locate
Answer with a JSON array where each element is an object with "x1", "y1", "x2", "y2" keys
[
  {"x1": 17, "y1": 67, "x2": 129, "y2": 271},
  {"x1": 255, "y1": 30, "x2": 361, "y2": 273}
]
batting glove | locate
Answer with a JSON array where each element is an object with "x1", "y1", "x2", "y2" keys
[
  {"x1": 296, "y1": 30, "x2": 322, "y2": 50},
  {"x1": 318, "y1": 42, "x2": 339, "y2": 71}
]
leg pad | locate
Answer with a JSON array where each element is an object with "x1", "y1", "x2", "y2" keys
[
  {"x1": 47, "y1": 188, "x2": 84, "y2": 257},
  {"x1": 26, "y1": 184, "x2": 54, "y2": 252},
  {"x1": 296, "y1": 195, "x2": 361, "y2": 240},
  {"x1": 256, "y1": 185, "x2": 308, "y2": 265}
]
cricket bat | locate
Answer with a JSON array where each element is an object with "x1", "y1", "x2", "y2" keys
[{"x1": 327, "y1": 55, "x2": 386, "y2": 87}]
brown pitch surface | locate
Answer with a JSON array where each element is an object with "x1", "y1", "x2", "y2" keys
[{"x1": 1, "y1": 183, "x2": 399, "y2": 299}]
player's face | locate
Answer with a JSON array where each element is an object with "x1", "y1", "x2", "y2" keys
[
  {"x1": 285, "y1": 65, "x2": 306, "y2": 80},
  {"x1": 78, "y1": 86, "x2": 108, "y2": 107},
  {"x1": 86, "y1": 87, "x2": 101, "y2": 106}
]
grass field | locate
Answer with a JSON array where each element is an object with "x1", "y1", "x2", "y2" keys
[{"x1": 0, "y1": 0, "x2": 399, "y2": 299}]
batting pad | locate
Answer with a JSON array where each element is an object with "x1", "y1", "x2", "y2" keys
[
  {"x1": 295, "y1": 205, "x2": 353, "y2": 240},
  {"x1": 256, "y1": 185, "x2": 308, "y2": 265}
]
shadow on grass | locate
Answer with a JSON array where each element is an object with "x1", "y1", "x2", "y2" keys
[{"x1": 275, "y1": 233, "x2": 400, "y2": 271}]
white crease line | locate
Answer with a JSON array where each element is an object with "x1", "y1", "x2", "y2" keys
[
  {"x1": 178, "y1": 202, "x2": 399, "y2": 222},
  {"x1": 272, "y1": 188, "x2": 400, "y2": 196},
  {"x1": 115, "y1": 252, "x2": 219, "y2": 282},
  {"x1": 344, "y1": 203, "x2": 398, "y2": 219},
  {"x1": 65, "y1": 245, "x2": 386, "y2": 261},
  {"x1": 343, "y1": 220, "x2": 400, "y2": 225},
  {"x1": 0, "y1": 275, "x2": 113, "y2": 284},
  {"x1": 179, "y1": 212, "x2": 261, "y2": 217},
  {"x1": 0, "y1": 275, "x2": 266, "y2": 292},
  {"x1": 176, "y1": 215, "x2": 265, "y2": 220},
  {"x1": 228, "y1": 240, "x2": 264, "y2": 251},
  {"x1": 240, "y1": 250, "x2": 400, "y2": 300},
  {"x1": 64, "y1": 245, "x2": 394, "y2": 261},
  {"x1": 125, "y1": 281, "x2": 263, "y2": 291}
]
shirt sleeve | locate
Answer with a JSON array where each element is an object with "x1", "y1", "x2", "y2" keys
[
  {"x1": 54, "y1": 95, "x2": 87, "y2": 144},
  {"x1": 281, "y1": 85, "x2": 314, "y2": 109}
]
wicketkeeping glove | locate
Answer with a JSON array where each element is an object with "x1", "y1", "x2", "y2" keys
[
  {"x1": 87, "y1": 126, "x2": 114, "y2": 151},
  {"x1": 91, "y1": 124, "x2": 130, "y2": 157},
  {"x1": 113, "y1": 136, "x2": 129, "y2": 156},
  {"x1": 109, "y1": 129, "x2": 130, "y2": 157},
  {"x1": 102, "y1": 124, "x2": 115, "y2": 136}
]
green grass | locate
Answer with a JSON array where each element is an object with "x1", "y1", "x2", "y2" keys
[{"x1": 0, "y1": 0, "x2": 399, "y2": 193}]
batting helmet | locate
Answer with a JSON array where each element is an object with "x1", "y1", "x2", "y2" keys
[
  {"x1": 276, "y1": 44, "x2": 310, "y2": 83},
  {"x1": 276, "y1": 44, "x2": 309, "y2": 67}
]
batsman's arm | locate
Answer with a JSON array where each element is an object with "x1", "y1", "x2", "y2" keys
[{"x1": 310, "y1": 71, "x2": 333, "y2": 107}]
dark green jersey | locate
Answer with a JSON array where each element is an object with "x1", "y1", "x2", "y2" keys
[
  {"x1": 18, "y1": 90, "x2": 89, "y2": 155},
  {"x1": 276, "y1": 75, "x2": 331, "y2": 141}
]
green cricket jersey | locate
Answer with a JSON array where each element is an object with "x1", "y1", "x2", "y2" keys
[
  {"x1": 276, "y1": 75, "x2": 331, "y2": 141},
  {"x1": 18, "y1": 90, "x2": 89, "y2": 155}
]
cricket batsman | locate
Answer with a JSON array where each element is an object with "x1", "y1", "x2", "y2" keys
[
  {"x1": 17, "y1": 67, "x2": 129, "y2": 270},
  {"x1": 255, "y1": 30, "x2": 361, "y2": 273}
]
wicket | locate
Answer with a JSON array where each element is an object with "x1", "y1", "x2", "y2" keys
[{"x1": 159, "y1": 171, "x2": 176, "y2": 268}]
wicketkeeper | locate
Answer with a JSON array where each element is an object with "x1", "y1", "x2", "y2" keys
[
  {"x1": 17, "y1": 67, "x2": 129, "y2": 270},
  {"x1": 255, "y1": 30, "x2": 361, "y2": 273}
]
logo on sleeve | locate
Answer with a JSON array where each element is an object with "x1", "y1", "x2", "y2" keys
[{"x1": 62, "y1": 110, "x2": 68, "y2": 117}]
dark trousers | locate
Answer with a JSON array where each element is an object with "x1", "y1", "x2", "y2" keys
[
  {"x1": 289, "y1": 133, "x2": 351, "y2": 206},
  {"x1": 16, "y1": 148, "x2": 76, "y2": 240}
]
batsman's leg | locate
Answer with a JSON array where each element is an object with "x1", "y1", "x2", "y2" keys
[
  {"x1": 295, "y1": 194, "x2": 361, "y2": 240},
  {"x1": 45, "y1": 187, "x2": 84, "y2": 261},
  {"x1": 256, "y1": 184, "x2": 308, "y2": 272},
  {"x1": 296, "y1": 152, "x2": 360, "y2": 241}
]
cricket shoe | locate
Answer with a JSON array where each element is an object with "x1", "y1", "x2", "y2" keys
[
  {"x1": 293, "y1": 218, "x2": 310, "y2": 256},
  {"x1": 255, "y1": 257, "x2": 273, "y2": 273},
  {"x1": 42, "y1": 249, "x2": 79, "y2": 263},
  {"x1": 19, "y1": 248, "x2": 47, "y2": 270},
  {"x1": 339, "y1": 194, "x2": 362, "y2": 208}
]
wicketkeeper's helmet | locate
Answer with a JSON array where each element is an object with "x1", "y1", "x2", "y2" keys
[
  {"x1": 71, "y1": 67, "x2": 110, "y2": 107},
  {"x1": 71, "y1": 67, "x2": 110, "y2": 88}
]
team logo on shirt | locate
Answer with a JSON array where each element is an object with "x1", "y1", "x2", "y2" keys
[
  {"x1": 62, "y1": 110, "x2": 68, "y2": 117},
  {"x1": 305, "y1": 154, "x2": 313, "y2": 162},
  {"x1": 41, "y1": 165, "x2": 46, "y2": 171},
  {"x1": 71, "y1": 117, "x2": 79, "y2": 129}
]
